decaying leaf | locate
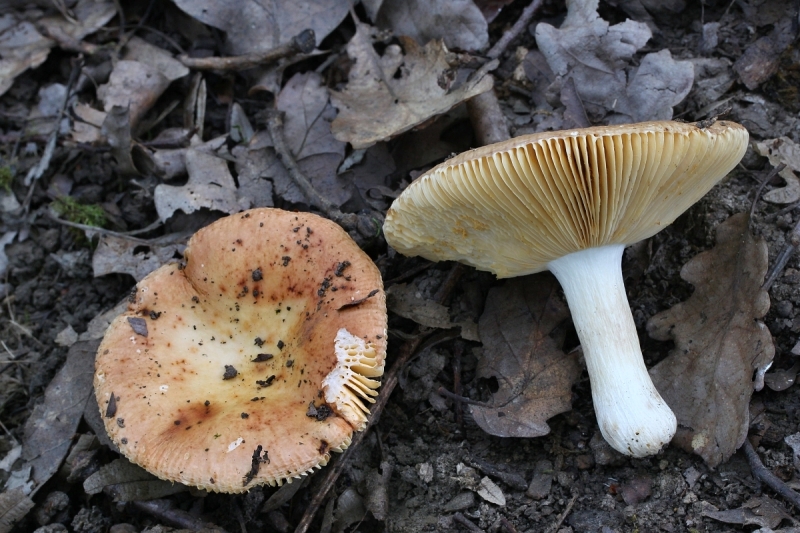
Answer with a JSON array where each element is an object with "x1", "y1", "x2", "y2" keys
[
  {"x1": 702, "y1": 496, "x2": 791, "y2": 530},
  {"x1": 97, "y1": 61, "x2": 171, "y2": 128},
  {"x1": 374, "y1": 0, "x2": 489, "y2": 52},
  {"x1": 755, "y1": 137, "x2": 800, "y2": 204},
  {"x1": 154, "y1": 146, "x2": 248, "y2": 221},
  {"x1": 386, "y1": 282, "x2": 478, "y2": 341},
  {"x1": 535, "y1": 0, "x2": 693, "y2": 122},
  {"x1": 331, "y1": 21, "x2": 494, "y2": 149},
  {"x1": 276, "y1": 72, "x2": 345, "y2": 160},
  {"x1": 0, "y1": 488, "x2": 34, "y2": 533},
  {"x1": 92, "y1": 234, "x2": 187, "y2": 281},
  {"x1": 647, "y1": 213, "x2": 774, "y2": 467},
  {"x1": 19, "y1": 339, "x2": 101, "y2": 494},
  {"x1": 172, "y1": 0, "x2": 347, "y2": 55},
  {"x1": 0, "y1": 0, "x2": 115, "y2": 97},
  {"x1": 470, "y1": 275, "x2": 580, "y2": 438},
  {"x1": 83, "y1": 458, "x2": 188, "y2": 502}
]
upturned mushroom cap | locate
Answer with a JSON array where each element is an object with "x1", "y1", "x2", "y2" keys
[
  {"x1": 95, "y1": 208, "x2": 386, "y2": 492},
  {"x1": 383, "y1": 121, "x2": 748, "y2": 277}
]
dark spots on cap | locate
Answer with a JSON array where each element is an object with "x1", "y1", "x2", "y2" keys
[
  {"x1": 306, "y1": 401, "x2": 333, "y2": 421},
  {"x1": 286, "y1": 359, "x2": 294, "y2": 368},
  {"x1": 241, "y1": 413, "x2": 249, "y2": 419},
  {"x1": 277, "y1": 340, "x2": 285, "y2": 350},
  {"x1": 252, "y1": 268, "x2": 263, "y2": 281},
  {"x1": 223, "y1": 365, "x2": 238, "y2": 380},
  {"x1": 128, "y1": 317, "x2": 148, "y2": 337},
  {"x1": 334, "y1": 261, "x2": 351, "y2": 277},
  {"x1": 105, "y1": 393, "x2": 117, "y2": 418},
  {"x1": 252, "y1": 353, "x2": 274, "y2": 362},
  {"x1": 282, "y1": 256, "x2": 291, "y2": 266},
  {"x1": 256, "y1": 375, "x2": 276, "y2": 388},
  {"x1": 254, "y1": 337, "x2": 264, "y2": 347},
  {"x1": 116, "y1": 418, "x2": 125, "y2": 428},
  {"x1": 174, "y1": 420, "x2": 181, "y2": 425},
  {"x1": 319, "y1": 440, "x2": 329, "y2": 455},
  {"x1": 243, "y1": 445, "x2": 270, "y2": 486},
  {"x1": 192, "y1": 296, "x2": 200, "y2": 303},
  {"x1": 121, "y1": 438, "x2": 128, "y2": 445}
]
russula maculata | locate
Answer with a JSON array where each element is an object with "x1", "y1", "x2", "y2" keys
[
  {"x1": 383, "y1": 120, "x2": 748, "y2": 457},
  {"x1": 95, "y1": 208, "x2": 386, "y2": 491}
]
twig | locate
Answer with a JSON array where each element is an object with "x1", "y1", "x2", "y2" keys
[
  {"x1": 180, "y1": 30, "x2": 316, "y2": 71},
  {"x1": 436, "y1": 386, "x2": 493, "y2": 408},
  {"x1": 264, "y1": 110, "x2": 381, "y2": 238},
  {"x1": 453, "y1": 512, "x2": 485, "y2": 532},
  {"x1": 750, "y1": 163, "x2": 786, "y2": 220},
  {"x1": 501, "y1": 517, "x2": 520, "y2": 533},
  {"x1": 742, "y1": 438, "x2": 800, "y2": 511},
  {"x1": 453, "y1": 341, "x2": 464, "y2": 430},
  {"x1": 130, "y1": 499, "x2": 225, "y2": 532},
  {"x1": 547, "y1": 493, "x2": 577, "y2": 533},
  {"x1": 486, "y1": 0, "x2": 546, "y2": 60},
  {"x1": 46, "y1": 211, "x2": 166, "y2": 243},
  {"x1": 468, "y1": 458, "x2": 528, "y2": 491},
  {"x1": 762, "y1": 215, "x2": 800, "y2": 291},
  {"x1": 22, "y1": 57, "x2": 82, "y2": 207},
  {"x1": 293, "y1": 264, "x2": 465, "y2": 533}
]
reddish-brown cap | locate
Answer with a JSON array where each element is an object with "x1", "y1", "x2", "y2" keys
[{"x1": 95, "y1": 208, "x2": 386, "y2": 492}]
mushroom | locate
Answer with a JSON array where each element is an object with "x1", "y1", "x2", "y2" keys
[
  {"x1": 383, "y1": 120, "x2": 748, "y2": 457},
  {"x1": 95, "y1": 208, "x2": 386, "y2": 491}
]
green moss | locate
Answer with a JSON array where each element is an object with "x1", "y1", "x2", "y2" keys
[
  {"x1": 53, "y1": 196, "x2": 107, "y2": 228},
  {"x1": 0, "y1": 166, "x2": 13, "y2": 192}
]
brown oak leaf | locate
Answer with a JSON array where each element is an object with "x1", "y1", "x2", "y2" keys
[
  {"x1": 330, "y1": 21, "x2": 494, "y2": 149},
  {"x1": 470, "y1": 274, "x2": 580, "y2": 438},
  {"x1": 647, "y1": 212, "x2": 774, "y2": 467}
]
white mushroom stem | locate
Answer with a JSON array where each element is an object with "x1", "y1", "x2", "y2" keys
[{"x1": 548, "y1": 244, "x2": 677, "y2": 457}]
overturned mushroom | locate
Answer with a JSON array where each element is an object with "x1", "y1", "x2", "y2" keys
[
  {"x1": 95, "y1": 208, "x2": 386, "y2": 491},
  {"x1": 383, "y1": 120, "x2": 748, "y2": 457}
]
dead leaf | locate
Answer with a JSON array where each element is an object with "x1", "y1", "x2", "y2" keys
[
  {"x1": 276, "y1": 72, "x2": 346, "y2": 160},
  {"x1": 97, "y1": 60, "x2": 170, "y2": 127},
  {"x1": 764, "y1": 363, "x2": 800, "y2": 392},
  {"x1": 703, "y1": 496, "x2": 791, "y2": 529},
  {"x1": 83, "y1": 458, "x2": 188, "y2": 502},
  {"x1": 647, "y1": 213, "x2": 774, "y2": 467},
  {"x1": 172, "y1": 0, "x2": 347, "y2": 55},
  {"x1": 755, "y1": 137, "x2": 800, "y2": 204},
  {"x1": 386, "y1": 282, "x2": 479, "y2": 341},
  {"x1": 374, "y1": 0, "x2": 488, "y2": 52},
  {"x1": 0, "y1": 231, "x2": 16, "y2": 280},
  {"x1": 331, "y1": 21, "x2": 494, "y2": 149},
  {"x1": 92, "y1": 234, "x2": 187, "y2": 281},
  {"x1": 0, "y1": 488, "x2": 34, "y2": 533},
  {"x1": 0, "y1": 0, "x2": 115, "y2": 97},
  {"x1": 470, "y1": 274, "x2": 580, "y2": 438},
  {"x1": 535, "y1": 0, "x2": 693, "y2": 122},
  {"x1": 122, "y1": 36, "x2": 189, "y2": 82},
  {"x1": 20, "y1": 339, "x2": 101, "y2": 494},
  {"x1": 733, "y1": 17, "x2": 798, "y2": 90},
  {"x1": 154, "y1": 147, "x2": 247, "y2": 221},
  {"x1": 476, "y1": 477, "x2": 505, "y2": 506}
]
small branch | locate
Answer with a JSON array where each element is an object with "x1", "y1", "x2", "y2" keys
[
  {"x1": 264, "y1": 110, "x2": 381, "y2": 239},
  {"x1": 750, "y1": 163, "x2": 786, "y2": 220},
  {"x1": 46, "y1": 211, "x2": 166, "y2": 243},
  {"x1": 486, "y1": 0, "x2": 545, "y2": 60},
  {"x1": 742, "y1": 438, "x2": 800, "y2": 511},
  {"x1": 453, "y1": 512, "x2": 485, "y2": 532},
  {"x1": 547, "y1": 494, "x2": 578, "y2": 533},
  {"x1": 436, "y1": 386, "x2": 493, "y2": 408},
  {"x1": 180, "y1": 30, "x2": 316, "y2": 71},
  {"x1": 762, "y1": 215, "x2": 800, "y2": 291},
  {"x1": 130, "y1": 499, "x2": 223, "y2": 531}
]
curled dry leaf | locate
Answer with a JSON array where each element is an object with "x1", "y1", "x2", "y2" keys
[
  {"x1": 92, "y1": 234, "x2": 187, "y2": 282},
  {"x1": 172, "y1": 0, "x2": 347, "y2": 55},
  {"x1": 374, "y1": 0, "x2": 488, "y2": 52},
  {"x1": 470, "y1": 275, "x2": 580, "y2": 438},
  {"x1": 647, "y1": 212, "x2": 774, "y2": 467},
  {"x1": 0, "y1": 488, "x2": 34, "y2": 533},
  {"x1": 535, "y1": 0, "x2": 693, "y2": 122},
  {"x1": 331, "y1": 21, "x2": 494, "y2": 149},
  {"x1": 386, "y1": 283, "x2": 478, "y2": 341},
  {"x1": 83, "y1": 458, "x2": 188, "y2": 502},
  {"x1": 755, "y1": 137, "x2": 800, "y2": 204},
  {"x1": 702, "y1": 496, "x2": 791, "y2": 530}
]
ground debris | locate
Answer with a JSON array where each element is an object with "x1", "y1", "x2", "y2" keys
[{"x1": 648, "y1": 212, "x2": 774, "y2": 467}]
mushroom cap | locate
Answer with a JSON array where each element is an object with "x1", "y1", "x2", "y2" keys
[
  {"x1": 383, "y1": 121, "x2": 748, "y2": 277},
  {"x1": 95, "y1": 208, "x2": 386, "y2": 492}
]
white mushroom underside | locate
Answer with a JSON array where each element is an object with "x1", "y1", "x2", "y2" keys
[
  {"x1": 323, "y1": 328, "x2": 384, "y2": 430},
  {"x1": 548, "y1": 244, "x2": 677, "y2": 457}
]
